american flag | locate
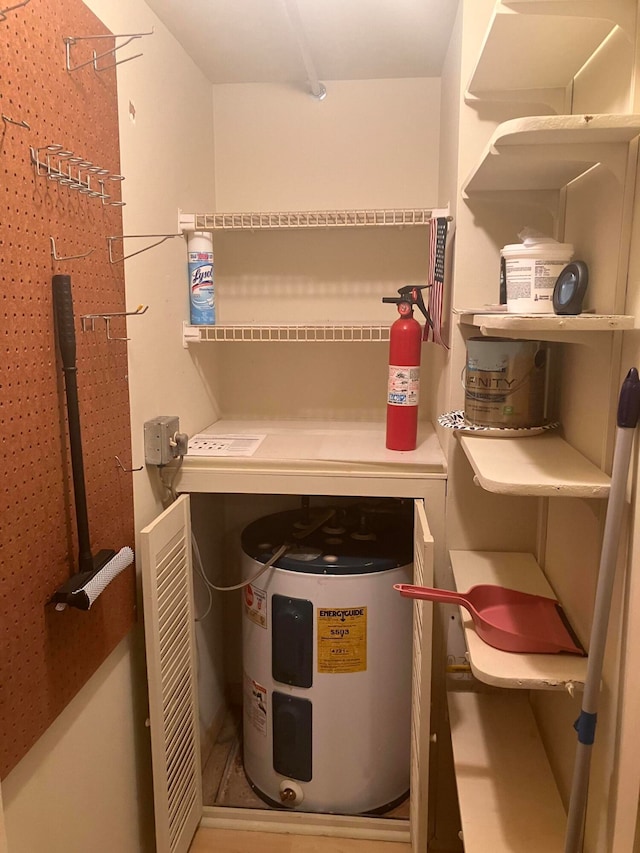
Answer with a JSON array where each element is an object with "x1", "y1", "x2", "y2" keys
[{"x1": 426, "y1": 216, "x2": 449, "y2": 348}]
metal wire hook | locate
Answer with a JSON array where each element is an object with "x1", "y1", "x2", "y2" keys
[
  {"x1": 50, "y1": 237, "x2": 95, "y2": 261},
  {"x1": 0, "y1": 0, "x2": 31, "y2": 23},
  {"x1": 107, "y1": 234, "x2": 182, "y2": 264},
  {"x1": 64, "y1": 29, "x2": 153, "y2": 72},
  {"x1": 81, "y1": 305, "x2": 149, "y2": 340},
  {"x1": 2, "y1": 113, "x2": 30, "y2": 130},
  {"x1": 115, "y1": 456, "x2": 143, "y2": 473}
]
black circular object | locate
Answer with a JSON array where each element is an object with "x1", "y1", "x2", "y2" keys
[
  {"x1": 553, "y1": 261, "x2": 588, "y2": 315},
  {"x1": 241, "y1": 503, "x2": 414, "y2": 575}
]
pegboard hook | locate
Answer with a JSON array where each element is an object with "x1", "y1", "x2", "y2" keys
[
  {"x1": 81, "y1": 305, "x2": 149, "y2": 341},
  {"x1": 107, "y1": 234, "x2": 182, "y2": 264},
  {"x1": 0, "y1": 0, "x2": 31, "y2": 23},
  {"x1": 98, "y1": 176, "x2": 126, "y2": 207},
  {"x1": 2, "y1": 113, "x2": 30, "y2": 130},
  {"x1": 115, "y1": 456, "x2": 143, "y2": 473},
  {"x1": 63, "y1": 29, "x2": 154, "y2": 73},
  {"x1": 50, "y1": 237, "x2": 94, "y2": 262}
]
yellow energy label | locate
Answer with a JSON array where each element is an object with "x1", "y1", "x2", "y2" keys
[{"x1": 317, "y1": 606, "x2": 367, "y2": 673}]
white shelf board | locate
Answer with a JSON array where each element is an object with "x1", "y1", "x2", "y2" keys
[
  {"x1": 458, "y1": 311, "x2": 634, "y2": 341},
  {"x1": 183, "y1": 323, "x2": 391, "y2": 345},
  {"x1": 449, "y1": 550, "x2": 587, "y2": 690},
  {"x1": 463, "y1": 114, "x2": 640, "y2": 195},
  {"x1": 175, "y1": 419, "x2": 447, "y2": 494},
  {"x1": 458, "y1": 432, "x2": 610, "y2": 497},
  {"x1": 466, "y1": 5, "x2": 616, "y2": 105},
  {"x1": 448, "y1": 690, "x2": 566, "y2": 852},
  {"x1": 179, "y1": 208, "x2": 434, "y2": 232}
]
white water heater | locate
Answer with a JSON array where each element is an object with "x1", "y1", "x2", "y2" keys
[{"x1": 240, "y1": 500, "x2": 414, "y2": 814}]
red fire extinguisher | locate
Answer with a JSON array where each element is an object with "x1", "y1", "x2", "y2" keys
[{"x1": 382, "y1": 285, "x2": 433, "y2": 451}]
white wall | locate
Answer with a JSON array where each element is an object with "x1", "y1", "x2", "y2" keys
[
  {"x1": 3, "y1": 635, "x2": 151, "y2": 853},
  {"x1": 212, "y1": 78, "x2": 441, "y2": 212},
  {"x1": 209, "y1": 77, "x2": 441, "y2": 423},
  {"x1": 3, "y1": 1, "x2": 220, "y2": 850}
]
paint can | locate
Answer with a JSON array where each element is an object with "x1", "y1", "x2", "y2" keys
[{"x1": 464, "y1": 337, "x2": 551, "y2": 428}]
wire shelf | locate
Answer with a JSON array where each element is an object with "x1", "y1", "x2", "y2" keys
[
  {"x1": 180, "y1": 209, "x2": 433, "y2": 232},
  {"x1": 183, "y1": 323, "x2": 391, "y2": 344}
]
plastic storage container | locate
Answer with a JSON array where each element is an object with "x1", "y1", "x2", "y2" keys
[{"x1": 501, "y1": 241, "x2": 574, "y2": 314}]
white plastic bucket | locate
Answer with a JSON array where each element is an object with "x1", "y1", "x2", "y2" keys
[{"x1": 501, "y1": 241, "x2": 573, "y2": 314}]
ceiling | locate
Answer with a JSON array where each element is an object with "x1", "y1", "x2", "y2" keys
[{"x1": 144, "y1": 0, "x2": 460, "y2": 86}]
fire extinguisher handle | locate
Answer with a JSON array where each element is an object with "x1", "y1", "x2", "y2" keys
[
  {"x1": 382, "y1": 284, "x2": 434, "y2": 333},
  {"x1": 412, "y1": 287, "x2": 434, "y2": 331}
]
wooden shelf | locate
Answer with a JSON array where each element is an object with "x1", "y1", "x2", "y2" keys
[
  {"x1": 466, "y1": 2, "x2": 623, "y2": 111},
  {"x1": 458, "y1": 432, "x2": 610, "y2": 497},
  {"x1": 449, "y1": 550, "x2": 587, "y2": 690},
  {"x1": 182, "y1": 323, "x2": 391, "y2": 345},
  {"x1": 448, "y1": 690, "x2": 566, "y2": 852},
  {"x1": 175, "y1": 419, "x2": 447, "y2": 496},
  {"x1": 457, "y1": 311, "x2": 634, "y2": 341},
  {"x1": 463, "y1": 114, "x2": 640, "y2": 196}
]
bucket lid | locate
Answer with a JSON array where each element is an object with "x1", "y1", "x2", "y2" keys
[{"x1": 501, "y1": 241, "x2": 574, "y2": 258}]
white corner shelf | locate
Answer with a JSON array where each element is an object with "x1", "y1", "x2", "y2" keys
[
  {"x1": 457, "y1": 311, "x2": 635, "y2": 341},
  {"x1": 466, "y1": 1, "x2": 626, "y2": 111},
  {"x1": 179, "y1": 208, "x2": 435, "y2": 232},
  {"x1": 458, "y1": 432, "x2": 610, "y2": 497},
  {"x1": 463, "y1": 114, "x2": 640, "y2": 196},
  {"x1": 449, "y1": 550, "x2": 587, "y2": 690},
  {"x1": 448, "y1": 690, "x2": 567, "y2": 852},
  {"x1": 182, "y1": 322, "x2": 391, "y2": 345}
]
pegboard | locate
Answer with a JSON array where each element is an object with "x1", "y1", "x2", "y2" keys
[{"x1": 0, "y1": 0, "x2": 136, "y2": 777}]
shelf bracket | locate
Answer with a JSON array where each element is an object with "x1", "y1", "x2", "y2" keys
[{"x1": 182, "y1": 322, "x2": 203, "y2": 348}]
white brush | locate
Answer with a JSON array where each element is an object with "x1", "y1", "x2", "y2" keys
[{"x1": 54, "y1": 547, "x2": 134, "y2": 611}]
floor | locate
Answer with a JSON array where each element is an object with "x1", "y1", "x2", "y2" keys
[{"x1": 190, "y1": 827, "x2": 411, "y2": 853}]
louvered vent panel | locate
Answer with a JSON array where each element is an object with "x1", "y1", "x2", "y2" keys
[
  {"x1": 410, "y1": 501, "x2": 434, "y2": 853},
  {"x1": 141, "y1": 495, "x2": 201, "y2": 853}
]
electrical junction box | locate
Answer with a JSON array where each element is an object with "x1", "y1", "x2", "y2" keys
[{"x1": 144, "y1": 416, "x2": 181, "y2": 466}]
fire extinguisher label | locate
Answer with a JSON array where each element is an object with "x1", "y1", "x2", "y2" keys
[
  {"x1": 316, "y1": 607, "x2": 367, "y2": 673},
  {"x1": 388, "y1": 365, "x2": 420, "y2": 406},
  {"x1": 244, "y1": 672, "x2": 268, "y2": 736}
]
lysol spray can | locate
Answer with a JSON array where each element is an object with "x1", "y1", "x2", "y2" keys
[{"x1": 188, "y1": 231, "x2": 215, "y2": 325}]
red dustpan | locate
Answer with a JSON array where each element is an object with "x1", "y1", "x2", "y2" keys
[{"x1": 394, "y1": 583, "x2": 585, "y2": 655}]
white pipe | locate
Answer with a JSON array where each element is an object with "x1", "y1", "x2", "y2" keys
[{"x1": 282, "y1": 0, "x2": 326, "y2": 99}]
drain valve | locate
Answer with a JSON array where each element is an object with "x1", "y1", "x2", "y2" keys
[{"x1": 279, "y1": 780, "x2": 304, "y2": 806}]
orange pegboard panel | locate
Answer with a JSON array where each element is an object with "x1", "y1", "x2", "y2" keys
[{"x1": 0, "y1": 0, "x2": 136, "y2": 777}]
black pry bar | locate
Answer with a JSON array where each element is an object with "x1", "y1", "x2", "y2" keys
[{"x1": 52, "y1": 274, "x2": 94, "y2": 575}]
